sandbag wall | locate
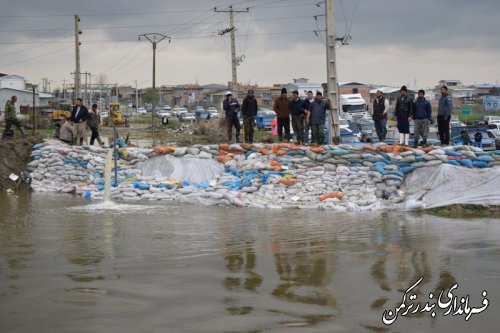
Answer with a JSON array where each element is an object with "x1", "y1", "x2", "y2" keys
[{"x1": 27, "y1": 139, "x2": 500, "y2": 211}]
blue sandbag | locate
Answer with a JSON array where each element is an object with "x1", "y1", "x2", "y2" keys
[
  {"x1": 287, "y1": 150, "x2": 305, "y2": 156},
  {"x1": 124, "y1": 172, "x2": 134, "y2": 179},
  {"x1": 98, "y1": 184, "x2": 104, "y2": 191},
  {"x1": 478, "y1": 155, "x2": 495, "y2": 162},
  {"x1": 328, "y1": 149, "x2": 350, "y2": 156},
  {"x1": 157, "y1": 183, "x2": 173, "y2": 189},
  {"x1": 383, "y1": 169, "x2": 405, "y2": 178},
  {"x1": 400, "y1": 166, "x2": 414, "y2": 174},
  {"x1": 472, "y1": 160, "x2": 489, "y2": 168},
  {"x1": 182, "y1": 181, "x2": 190, "y2": 187},
  {"x1": 79, "y1": 161, "x2": 88, "y2": 169},
  {"x1": 458, "y1": 158, "x2": 473, "y2": 168},
  {"x1": 415, "y1": 156, "x2": 425, "y2": 162},
  {"x1": 33, "y1": 155, "x2": 41, "y2": 160},
  {"x1": 116, "y1": 137, "x2": 127, "y2": 148},
  {"x1": 33, "y1": 143, "x2": 44, "y2": 149},
  {"x1": 194, "y1": 183, "x2": 209, "y2": 189},
  {"x1": 377, "y1": 152, "x2": 390, "y2": 160},
  {"x1": 446, "y1": 160, "x2": 460, "y2": 166},
  {"x1": 64, "y1": 158, "x2": 79, "y2": 164},
  {"x1": 225, "y1": 167, "x2": 240, "y2": 177},
  {"x1": 133, "y1": 181, "x2": 150, "y2": 190},
  {"x1": 494, "y1": 150, "x2": 500, "y2": 155},
  {"x1": 445, "y1": 150, "x2": 463, "y2": 156}
]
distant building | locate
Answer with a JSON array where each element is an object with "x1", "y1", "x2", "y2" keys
[
  {"x1": 338, "y1": 81, "x2": 371, "y2": 102},
  {"x1": 0, "y1": 74, "x2": 52, "y2": 114},
  {"x1": 283, "y1": 78, "x2": 323, "y2": 98}
]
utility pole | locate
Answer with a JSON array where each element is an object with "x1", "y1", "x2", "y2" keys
[
  {"x1": 63, "y1": 79, "x2": 66, "y2": 99},
  {"x1": 325, "y1": 0, "x2": 340, "y2": 144},
  {"x1": 139, "y1": 33, "x2": 170, "y2": 146},
  {"x1": 74, "y1": 15, "x2": 81, "y2": 100},
  {"x1": 214, "y1": 6, "x2": 249, "y2": 97},
  {"x1": 135, "y1": 80, "x2": 139, "y2": 118}
]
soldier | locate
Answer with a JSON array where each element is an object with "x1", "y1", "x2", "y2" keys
[
  {"x1": 241, "y1": 89, "x2": 258, "y2": 143},
  {"x1": 2, "y1": 96, "x2": 26, "y2": 139}
]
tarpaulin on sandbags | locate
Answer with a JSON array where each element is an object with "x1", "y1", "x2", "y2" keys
[
  {"x1": 403, "y1": 164, "x2": 500, "y2": 209},
  {"x1": 139, "y1": 155, "x2": 224, "y2": 184}
]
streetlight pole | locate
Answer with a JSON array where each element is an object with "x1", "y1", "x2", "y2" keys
[{"x1": 139, "y1": 33, "x2": 170, "y2": 146}]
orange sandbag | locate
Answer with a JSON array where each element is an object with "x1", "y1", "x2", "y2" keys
[
  {"x1": 240, "y1": 143, "x2": 252, "y2": 150},
  {"x1": 319, "y1": 192, "x2": 344, "y2": 201},
  {"x1": 260, "y1": 148, "x2": 270, "y2": 155},
  {"x1": 310, "y1": 146, "x2": 325, "y2": 154},
  {"x1": 219, "y1": 149, "x2": 228, "y2": 156},
  {"x1": 219, "y1": 143, "x2": 230, "y2": 150},
  {"x1": 153, "y1": 146, "x2": 175, "y2": 154},
  {"x1": 217, "y1": 155, "x2": 233, "y2": 164},
  {"x1": 279, "y1": 177, "x2": 298, "y2": 186},
  {"x1": 275, "y1": 149, "x2": 287, "y2": 156},
  {"x1": 270, "y1": 160, "x2": 281, "y2": 167}
]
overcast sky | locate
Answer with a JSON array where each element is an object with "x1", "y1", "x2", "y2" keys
[{"x1": 1, "y1": 0, "x2": 499, "y2": 91}]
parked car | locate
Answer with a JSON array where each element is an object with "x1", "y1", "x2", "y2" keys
[
  {"x1": 155, "y1": 108, "x2": 170, "y2": 118},
  {"x1": 163, "y1": 104, "x2": 172, "y2": 111},
  {"x1": 176, "y1": 107, "x2": 188, "y2": 118},
  {"x1": 207, "y1": 106, "x2": 219, "y2": 118},
  {"x1": 179, "y1": 112, "x2": 196, "y2": 122},
  {"x1": 195, "y1": 110, "x2": 210, "y2": 122},
  {"x1": 481, "y1": 116, "x2": 500, "y2": 125},
  {"x1": 137, "y1": 107, "x2": 147, "y2": 115}
]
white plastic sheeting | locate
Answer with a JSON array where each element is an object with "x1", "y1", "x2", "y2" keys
[
  {"x1": 139, "y1": 155, "x2": 224, "y2": 183},
  {"x1": 403, "y1": 164, "x2": 500, "y2": 209}
]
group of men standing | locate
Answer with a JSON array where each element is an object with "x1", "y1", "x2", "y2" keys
[
  {"x1": 223, "y1": 88, "x2": 331, "y2": 145},
  {"x1": 372, "y1": 85, "x2": 453, "y2": 147}
]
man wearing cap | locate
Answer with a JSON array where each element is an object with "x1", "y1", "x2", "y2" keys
[
  {"x1": 223, "y1": 91, "x2": 241, "y2": 143},
  {"x1": 290, "y1": 90, "x2": 306, "y2": 144},
  {"x1": 273, "y1": 87, "x2": 291, "y2": 142},
  {"x1": 394, "y1": 86, "x2": 413, "y2": 146},
  {"x1": 241, "y1": 89, "x2": 258, "y2": 144},
  {"x1": 372, "y1": 90, "x2": 389, "y2": 142},
  {"x1": 308, "y1": 91, "x2": 331, "y2": 145}
]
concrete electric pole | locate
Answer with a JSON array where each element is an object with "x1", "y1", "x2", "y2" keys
[
  {"x1": 139, "y1": 33, "x2": 170, "y2": 146},
  {"x1": 214, "y1": 6, "x2": 249, "y2": 97},
  {"x1": 325, "y1": 0, "x2": 340, "y2": 145},
  {"x1": 74, "y1": 15, "x2": 81, "y2": 100}
]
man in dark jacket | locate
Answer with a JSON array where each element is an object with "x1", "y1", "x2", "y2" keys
[
  {"x1": 223, "y1": 91, "x2": 241, "y2": 143},
  {"x1": 308, "y1": 91, "x2": 330, "y2": 145},
  {"x1": 412, "y1": 90, "x2": 432, "y2": 147},
  {"x1": 241, "y1": 89, "x2": 258, "y2": 143},
  {"x1": 70, "y1": 97, "x2": 90, "y2": 145},
  {"x1": 89, "y1": 104, "x2": 104, "y2": 146},
  {"x1": 372, "y1": 90, "x2": 389, "y2": 142},
  {"x1": 273, "y1": 87, "x2": 291, "y2": 142},
  {"x1": 290, "y1": 90, "x2": 306, "y2": 144},
  {"x1": 394, "y1": 86, "x2": 413, "y2": 146},
  {"x1": 437, "y1": 85, "x2": 453, "y2": 145},
  {"x1": 301, "y1": 90, "x2": 314, "y2": 144},
  {"x1": 474, "y1": 130, "x2": 483, "y2": 148}
]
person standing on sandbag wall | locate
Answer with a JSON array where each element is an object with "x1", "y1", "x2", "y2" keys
[
  {"x1": 412, "y1": 90, "x2": 432, "y2": 148},
  {"x1": 437, "y1": 85, "x2": 453, "y2": 146},
  {"x1": 372, "y1": 90, "x2": 389, "y2": 142},
  {"x1": 273, "y1": 88, "x2": 291, "y2": 142},
  {"x1": 290, "y1": 90, "x2": 306, "y2": 144},
  {"x1": 301, "y1": 90, "x2": 314, "y2": 144},
  {"x1": 241, "y1": 89, "x2": 258, "y2": 144},
  {"x1": 223, "y1": 91, "x2": 241, "y2": 143},
  {"x1": 70, "y1": 98, "x2": 90, "y2": 145},
  {"x1": 308, "y1": 91, "x2": 331, "y2": 145},
  {"x1": 394, "y1": 86, "x2": 413, "y2": 146},
  {"x1": 89, "y1": 104, "x2": 105, "y2": 146},
  {"x1": 2, "y1": 95, "x2": 26, "y2": 139}
]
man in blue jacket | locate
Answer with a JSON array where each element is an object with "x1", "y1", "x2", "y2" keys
[
  {"x1": 308, "y1": 91, "x2": 330, "y2": 145},
  {"x1": 412, "y1": 90, "x2": 432, "y2": 147},
  {"x1": 223, "y1": 91, "x2": 241, "y2": 143},
  {"x1": 290, "y1": 90, "x2": 306, "y2": 144},
  {"x1": 70, "y1": 98, "x2": 90, "y2": 145},
  {"x1": 437, "y1": 85, "x2": 453, "y2": 145}
]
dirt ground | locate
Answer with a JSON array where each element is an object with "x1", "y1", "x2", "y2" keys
[{"x1": 0, "y1": 135, "x2": 43, "y2": 192}]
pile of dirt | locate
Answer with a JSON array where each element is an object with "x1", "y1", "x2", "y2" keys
[{"x1": 0, "y1": 135, "x2": 42, "y2": 191}]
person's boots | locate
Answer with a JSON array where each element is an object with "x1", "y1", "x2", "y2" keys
[
  {"x1": 235, "y1": 131, "x2": 241, "y2": 143},
  {"x1": 399, "y1": 133, "x2": 404, "y2": 145},
  {"x1": 20, "y1": 127, "x2": 27, "y2": 137},
  {"x1": 413, "y1": 138, "x2": 418, "y2": 148},
  {"x1": 97, "y1": 137, "x2": 105, "y2": 147},
  {"x1": 422, "y1": 139, "x2": 427, "y2": 147},
  {"x1": 404, "y1": 134, "x2": 409, "y2": 146},
  {"x1": 79, "y1": 138, "x2": 84, "y2": 146}
]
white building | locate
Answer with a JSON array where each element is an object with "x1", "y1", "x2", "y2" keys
[
  {"x1": 0, "y1": 75, "x2": 53, "y2": 114},
  {"x1": 284, "y1": 78, "x2": 323, "y2": 98}
]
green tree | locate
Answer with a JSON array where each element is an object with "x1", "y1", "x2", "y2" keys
[{"x1": 142, "y1": 88, "x2": 159, "y2": 104}]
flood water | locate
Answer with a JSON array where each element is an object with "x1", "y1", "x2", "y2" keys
[{"x1": 0, "y1": 193, "x2": 499, "y2": 332}]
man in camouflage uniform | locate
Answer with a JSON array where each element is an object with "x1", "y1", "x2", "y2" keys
[{"x1": 2, "y1": 96, "x2": 25, "y2": 139}]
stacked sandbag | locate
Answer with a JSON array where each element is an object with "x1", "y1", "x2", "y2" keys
[{"x1": 27, "y1": 139, "x2": 500, "y2": 211}]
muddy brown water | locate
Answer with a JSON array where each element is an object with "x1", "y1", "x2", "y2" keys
[{"x1": 0, "y1": 193, "x2": 499, "y2": 332}]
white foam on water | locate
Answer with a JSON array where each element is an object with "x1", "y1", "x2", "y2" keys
[{"x1": 68, "y1": 201, "x2": 153, "y2": 213}]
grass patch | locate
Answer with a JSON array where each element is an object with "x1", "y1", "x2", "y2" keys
[{"x1": 427, "y1": 204, "x2": 500, "y2": 218}]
